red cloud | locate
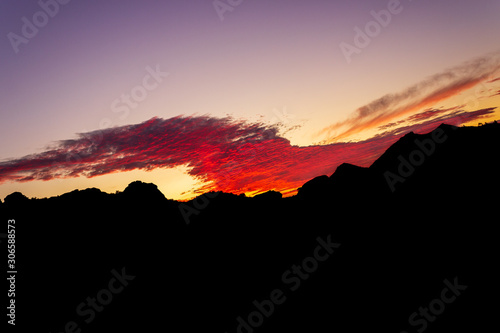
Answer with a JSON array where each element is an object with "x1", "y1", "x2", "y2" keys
[{"x1": 0, "y1": 109, "x2": 495, "y2": 197}]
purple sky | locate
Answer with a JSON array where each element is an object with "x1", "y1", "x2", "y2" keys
[{"x1": 1, "y1": 0, "x2": 500, "y2": 199}]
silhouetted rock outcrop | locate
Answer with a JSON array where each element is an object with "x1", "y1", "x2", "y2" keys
[
  {"x1": 254, "y1": 190, "x2": 282, "y2": 200},
  {"x1": 120, "y1": 180, "x2": 167, "y2": 202},
  {"x1": 57, "y1": 187, "x2": 108, "y2": 202},
  {"x1": 3, "y1": 191, "x2": 29, "y2": 206},
  {"x1": 297, "y1": 175, "x2": 330, "y2": 199}
]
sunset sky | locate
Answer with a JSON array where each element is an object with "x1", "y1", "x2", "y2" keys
[{"x1": 1, "y1": 0, "x2": 500, "y2": 200}]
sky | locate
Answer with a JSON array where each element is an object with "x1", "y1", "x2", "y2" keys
[{"x1": 1, "y1": 0, "x2": 500, "y2": 201}]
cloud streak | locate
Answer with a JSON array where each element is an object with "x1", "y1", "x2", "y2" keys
[
  {"x1": 0, "y1": 108, "x2": 494, "y2": 197},
  {"x1": 318, "y1": 53, "x2": 500, "y2": 142}
]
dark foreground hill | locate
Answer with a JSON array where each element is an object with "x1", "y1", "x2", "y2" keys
[{"x1": 1, "y1": 123, "x2": 499, "y2": 332}]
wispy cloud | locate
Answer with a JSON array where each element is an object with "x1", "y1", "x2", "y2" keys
[
  {"x1": 318, "y1": 53, "x2": 500, "y2": 142},
  {"x1": 0, "y1": 108, "x2": 493, "y2": 196},
  {"x1": 372, "y1": 107, "x2": 496, "y2": 138}
]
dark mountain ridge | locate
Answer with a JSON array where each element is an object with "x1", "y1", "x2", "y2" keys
[{"x1": 3, "y1": 122, "x2": 498, "y2": 208}]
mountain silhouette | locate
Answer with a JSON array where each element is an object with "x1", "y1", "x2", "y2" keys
[
  {"x1": 120, "y1": 180, "x2": 167, "y2": 202},
  {"x1": 253, "y1": 190, "x2": 283, "y2": 200},
  {"x1": 3, "y1": 191, "x2": 30, "y2": 206},
  {"x1": 1, "y1": 122, "x2": 498, "y2": 332}
]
